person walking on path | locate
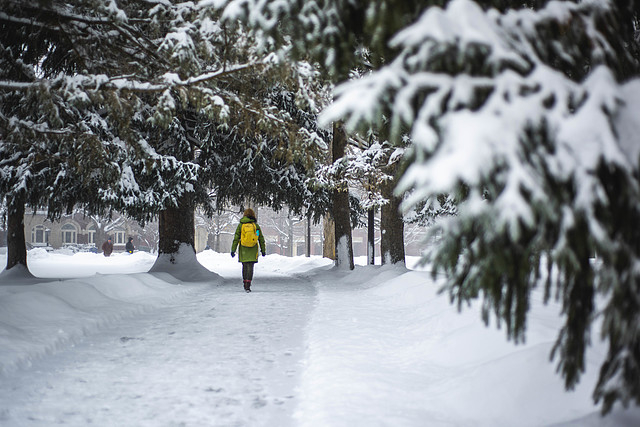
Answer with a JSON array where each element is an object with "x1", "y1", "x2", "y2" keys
[
  {"x1": 231, "y1": 209, "x2": 266, "y2": 292},
  {"x1": 125, "y1": 237, "x2": 135, "y2": 254},
  {"x1": 102, "y1": 238, "x2": 114, "y2": 257}
]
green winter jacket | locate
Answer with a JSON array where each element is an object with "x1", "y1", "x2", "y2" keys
[{"x1": 231, "y1": 216, "x2": 266, "y2": 263}]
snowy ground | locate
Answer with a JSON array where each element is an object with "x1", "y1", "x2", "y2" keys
[{"x1": 0, "y1": 249, "x2": 639, "y2": 426}]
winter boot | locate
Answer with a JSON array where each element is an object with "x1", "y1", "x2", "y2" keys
[{"x1": 243, "y1": 280, "x2": 251, "y2": 293}]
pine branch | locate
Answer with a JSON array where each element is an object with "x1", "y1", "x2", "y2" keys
[
  {"x1": 0, "y1": 2, "x2": 169, "y2": 70},
  {"x1": 0, "y1": 62, "x2": 263, "y2": 93}
]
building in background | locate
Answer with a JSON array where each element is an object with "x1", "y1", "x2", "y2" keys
[
  {"x1": 1, "y1": 205, "x2": 426, "y2": 258},
  {"x1": 17, "y1": 211, "x2": 153, "y2": 254}
]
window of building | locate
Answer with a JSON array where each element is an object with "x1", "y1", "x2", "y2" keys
[
  {"x1": 114, "y1": 230, "x2": 126, "y2": 245},
  {"x1": 31, "y1": 225, "x2": 49, "y2": 246},
  {"x1": 61, "y1": 223, "x2": 77, "y2": 244},
  {"x1": 87, "y1": 225, "x2": 96, "y2": 245}
]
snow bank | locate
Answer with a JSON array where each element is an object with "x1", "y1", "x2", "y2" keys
[
  {"x1": 297, "y1": 264, "x2": 640, "y2": 427},
  {"x1": 0, "y1": 263, "x2": 36, "y2": 282},
  {"x1": 0, "y1": 248, "x2": 220, "y2": 376},
  {"x1": 0, "y1": 273, "x2": 197, "y2": 376},
  {"x1": 150, "y1": 243, "x2": 222, "y2": 282},
  {"x1": 197, "y1": 249, "x2": 334, "y2": 279},
  {"x1": 27, "y1": 249, "x2": 158, "y2": 278}
]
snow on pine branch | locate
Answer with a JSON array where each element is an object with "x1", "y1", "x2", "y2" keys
[
  {"x1": 0, "y1": 62, "x2": 263, "y2": 94},
  {"x1": 322, "y1": 0, "x2": 634, "y2": 241},
  {"x1": 199, "y1": 0, "x2": 293, "y2": 30},
  {"x1": 312, "y1": 141, "x2": 395, "y2": 204},
  {"x1": 0, "y1": 3, "x2": 126, "y2": 29},
  {"x1": 0, "y1": 63, "x2": 262, "y2": 130}
]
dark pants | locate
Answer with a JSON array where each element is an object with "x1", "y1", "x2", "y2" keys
[{"x1": 242, "y1": 262, "x2": 255, "y2": 281}]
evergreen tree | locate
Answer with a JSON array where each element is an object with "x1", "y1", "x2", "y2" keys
[
  {"x1": 124, "y1": 5, "x2": 328, "y2": 274},
  {"x1": 1, "y1": 1, "x2": 327, "y2": 276},
  {"x1": 319, "y1": 0, "x2": 640, "y2": 413},
  {"x1": 0, "y1": 0, "x2": 132, "y2": 274}
]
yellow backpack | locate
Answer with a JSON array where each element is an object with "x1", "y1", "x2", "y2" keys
[{"x1": 240, "y1": 222, "x2": 258, "y2": 247}]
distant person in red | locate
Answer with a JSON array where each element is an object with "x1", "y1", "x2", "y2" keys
[{"x1": 102, "y1": 238, "x2": 114, "y2": 257}]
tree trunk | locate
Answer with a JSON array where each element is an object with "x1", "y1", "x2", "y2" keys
[
  {"x1": 5, "y1": 193, "x2": 28, "y2": 271},
  {"x1": 288, "y1": 214, "x2": 294, "y2": 257},
  {"x1": 306, "y1": 215, "x2": 311, "y2": 257},
  {"x1": 333, "y1": 189, "x2": 354, "y2": 269},
  {"x1": 332, "y1": 122, "x2": 354, "y2": 270},
  {"x1": 150, "y1": 195, "x2": 217, "y2": 281},
  {"x1": 214, "y1": 216, "x2": 221, "y2": 252},
  {"x1": 97, "y1": 228, "x2": 108, "y2": 249},
  {"x1": 323, "y1": 214, "x2": 335, "y2": 259},
  {"x1": 367, "y1": 208, "x2": 375, "y2": 265},
  {"x1": 157, "y1": 195, "x2": 195, "y2": 257},
  {"x1": 380, "y1": 177, "x2": 405, "y2": 265},
  {"x1": 323, "y1": 122, "x2": 336, "y2": 261}
]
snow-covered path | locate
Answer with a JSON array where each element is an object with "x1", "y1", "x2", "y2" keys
[
  {"x1": 2, "y1": 251, "x2": 640, "y2": 426},
  {"x1": 0, "y1": 276, "x2": 316, "y2": 426}
]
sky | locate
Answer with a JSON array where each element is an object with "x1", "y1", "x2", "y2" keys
[{"x1": 0, "y1": 249, "x2": 639, "y2": 426}]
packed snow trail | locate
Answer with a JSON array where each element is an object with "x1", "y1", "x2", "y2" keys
[{"x1": 0, "y1": 276, "x2": 316, "y2": 427}]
